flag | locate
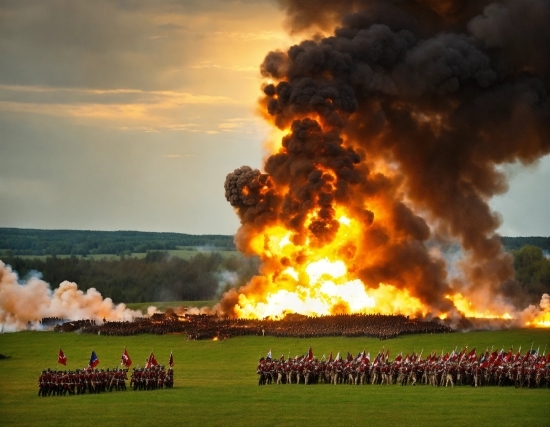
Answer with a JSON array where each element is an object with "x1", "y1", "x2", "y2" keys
[
  {"x1": 88, "y1": 350, "x2": 99, "y2": 368},
  {"x1": 328, "y1": 352, "x2": 333, "y2": 362},
  {"x1": 145, "y1": 352, "x2": 158, "y2": 369},
  {"x1": 335, "y1": 351, "x2": 341, "y2": 361},
  {"x1": 514, "y1": 347, "x2": 522, "y2": 363},
  {"x1": 504, "y1": 348, "x2": 513, "y2": 363},
  {"x1": 266, "y1": 348, "x2": 272, "y2": 359},
  {"x1": 307, "y1": 346, "x2": 313, "y2": 361},
  {"x1": 467, "y1": 348, "x2": 477, "y2": 362},
  {"x1": 120, "y1": 348, "x2": 132, "y2": 368},
  {"x1": 169, "y1": 351, "x2": 174, "y2": 367},
  {"x1": 58, "y1": 348, "x2": 67, "y2": 366}
]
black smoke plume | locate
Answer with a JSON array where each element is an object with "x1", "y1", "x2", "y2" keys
[{"x1": 222, "y1": 0, "x2": 550, "y2": 317}]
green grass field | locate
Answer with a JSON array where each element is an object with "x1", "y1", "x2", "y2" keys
[{"x1": 0, "y1": 329, "x2": 549, "y2": 427}]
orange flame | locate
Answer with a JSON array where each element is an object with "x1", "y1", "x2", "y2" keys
[
  {"x1": 527, "y1": 311, "x2": 550, "y2": 328},
  {"x1": 230, "y1": 207, "x2": 438, "y2": 319}
]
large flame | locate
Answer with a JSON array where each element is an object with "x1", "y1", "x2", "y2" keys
[
  {"x1": 225, "y1": 196, "x2": 526, "y2": 322},
  {"x1": 221, "y1": 1, "x2": 550, "y2": 327}
]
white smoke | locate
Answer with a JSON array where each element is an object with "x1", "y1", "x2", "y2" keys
[
  {"x1": 0, "y1": 261, "x2": 145, "y2": 332},
  {"x1": 216, "y1": 270, "x2": 240, "y2": 294},
  {"x1": 519, "y1": 293, "x2": 550, "y2": 324}
]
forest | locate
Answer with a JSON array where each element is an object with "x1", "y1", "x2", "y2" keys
[
  {"x1": 1, "y1": 229, "x2": 548, "y2": 257},
  {"x1": 0, "y1": 229, "x2": 548, "y2": 306},
  {"x1": 0, "y1": 228, "x2": 235, "y2": 256},
  {"x1": 1, "y1": 251, "x2": 259, "y2": 303}
]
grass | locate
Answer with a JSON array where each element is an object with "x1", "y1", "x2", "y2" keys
[
  {"x1": 0, "y1": 329, "x2": 548, "y2": 427},
  {"x1": 125, "y1": 300, "x2": 217, "y2": 311}
]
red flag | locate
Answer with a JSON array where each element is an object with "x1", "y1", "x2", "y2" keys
[
  {"x1": 145, "y1": 352, "x2": 158, "y2": 369},
  {"x1": 169, "y1": 351, "x2": 174, "y2": 367},
  {"x1": 328, "y1": 352, "x2": 333, "y2": 362},
  {"x1": 467, "y1": 348, "x2": 477, "y2": 362},
  {"x1": 307, "y1": 346, "x2": 313, "y2": 360},
  {"x1": 121, "y1": 348, "x2": 132, "y2": 368},
  {"x1": 504, "y1": 349, "x2": 513, "y2": 363},
  {"x1": 58, "y1": 348, "x2": 67, "y2": 366}
]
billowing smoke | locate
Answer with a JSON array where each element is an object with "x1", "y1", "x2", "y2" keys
[
  {"x1": 221, "y1": 0, "x2": 550, "y2": 320},
  {"x1": 0, "y1": 261, "x2": 145, "y2": 332}
]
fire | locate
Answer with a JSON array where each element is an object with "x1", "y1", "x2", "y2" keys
[
  {"x1": 445, "y1": 294, "x2": 513, "y2": 320},
  {"x1": 222, "y1": 3, "x2": 550, "y2": 327},
  {"x1": 527, "y1": 311, "x2": 550, "y2": 328},
  {"x1": 230, "y1": 206, "x2": 434, "y2": 319}
]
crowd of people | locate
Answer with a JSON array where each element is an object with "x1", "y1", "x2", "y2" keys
[
  {"x1": 48, "y1": 313, "x2": 452, "y2": 340},
  {"x1": 256, "y1": 346, "x2": 550, "y2": 388},
  {"x1": 38, "y1": 367, "x2": 129, "y2": 396},
  {"x1": 37, "y1": 365, "x2": 175, "y2": 396},
  {"x1": 130, "y1": 365, "x2": 174, "y2": 390}
]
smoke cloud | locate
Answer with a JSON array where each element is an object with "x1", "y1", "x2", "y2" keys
[
  {"x1": 0, "y1": 261, "x2": 144, "y2": 332},
  {"x1": 222, "y1": 0, "x2": 550, "y2": 319}
]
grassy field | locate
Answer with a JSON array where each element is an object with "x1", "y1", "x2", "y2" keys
[{"x1": 0, "y1": 329, "x2": 549, "y2": 427}]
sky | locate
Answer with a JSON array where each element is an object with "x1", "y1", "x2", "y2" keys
[{"x1": 0, "y1": 0, "x2": 548, "y2": 237}]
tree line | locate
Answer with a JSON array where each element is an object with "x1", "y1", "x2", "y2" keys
[
  {"x1": 0, "y1": 228, "x2": 235, "y2": 256},
  {"x1": 1, "y1": 251, "x2": 259, "y2": 304},
  {"x1": 501, "y1": 236, "x2": 550, "y2": 252},
  {"x1": 1, "y1": 244, "x2": 547, "y2": 307},
  {"x1": 510, "y1": 245, "x2": 550, "y2": 305}
]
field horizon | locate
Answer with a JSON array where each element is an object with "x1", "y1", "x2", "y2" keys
[{"x1": 0, "y1": 328, "x2": 548, "y2": 427}]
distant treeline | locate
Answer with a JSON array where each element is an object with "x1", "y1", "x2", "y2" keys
[
  {"x1": 0, "y1": 228, "x2": 235, "y2": 256},
  {"x1": 1, "y1": 251, "x2": 259, "y2": 303},
  {"x1": 501, "y1": 236, "x2": 550, "y2": 252},
  {"x1": 1, "y1": 244, "x2": 547, "y2": 307},
  {"x1": 510, "y1": 245, "x2": 550, "y2": 306},
  {"x1": 0, "y1": 228, "x2": 547, "y2": 257}
]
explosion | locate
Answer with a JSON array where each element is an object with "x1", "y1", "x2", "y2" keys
[{"x1": 219, "y1": 0, "x2": 550, "y2": 325}]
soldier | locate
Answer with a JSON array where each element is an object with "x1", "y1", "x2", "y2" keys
[
  {"x1": 444, "y1": 365, "x2": 454, "y2": 387},
  {"x1": 473, "y1": 363, "x2": 480, "y2": 387},
  {"x1": 408, "y1": 366, "x2": 417, "y2": 386},
  {"x1": 38, "y1": 370, "x2": 47, "y2": 396}
]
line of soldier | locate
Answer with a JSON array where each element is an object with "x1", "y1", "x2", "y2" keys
[
  {"x1": 38, "y1": 367, "x2": 128, "y2": 396},
  {"x1": 48, "y1": 313, "x2": 452, "y2": 340},
  {"x1": 257, "y1": 346, "x2": 550, "y2": 388},
  {"x1": 129, "y1": 365, "x2": 174, "y2": 390},
  {"x1": 38, "y1": 365, "x2": 175, "y2": 396}
]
